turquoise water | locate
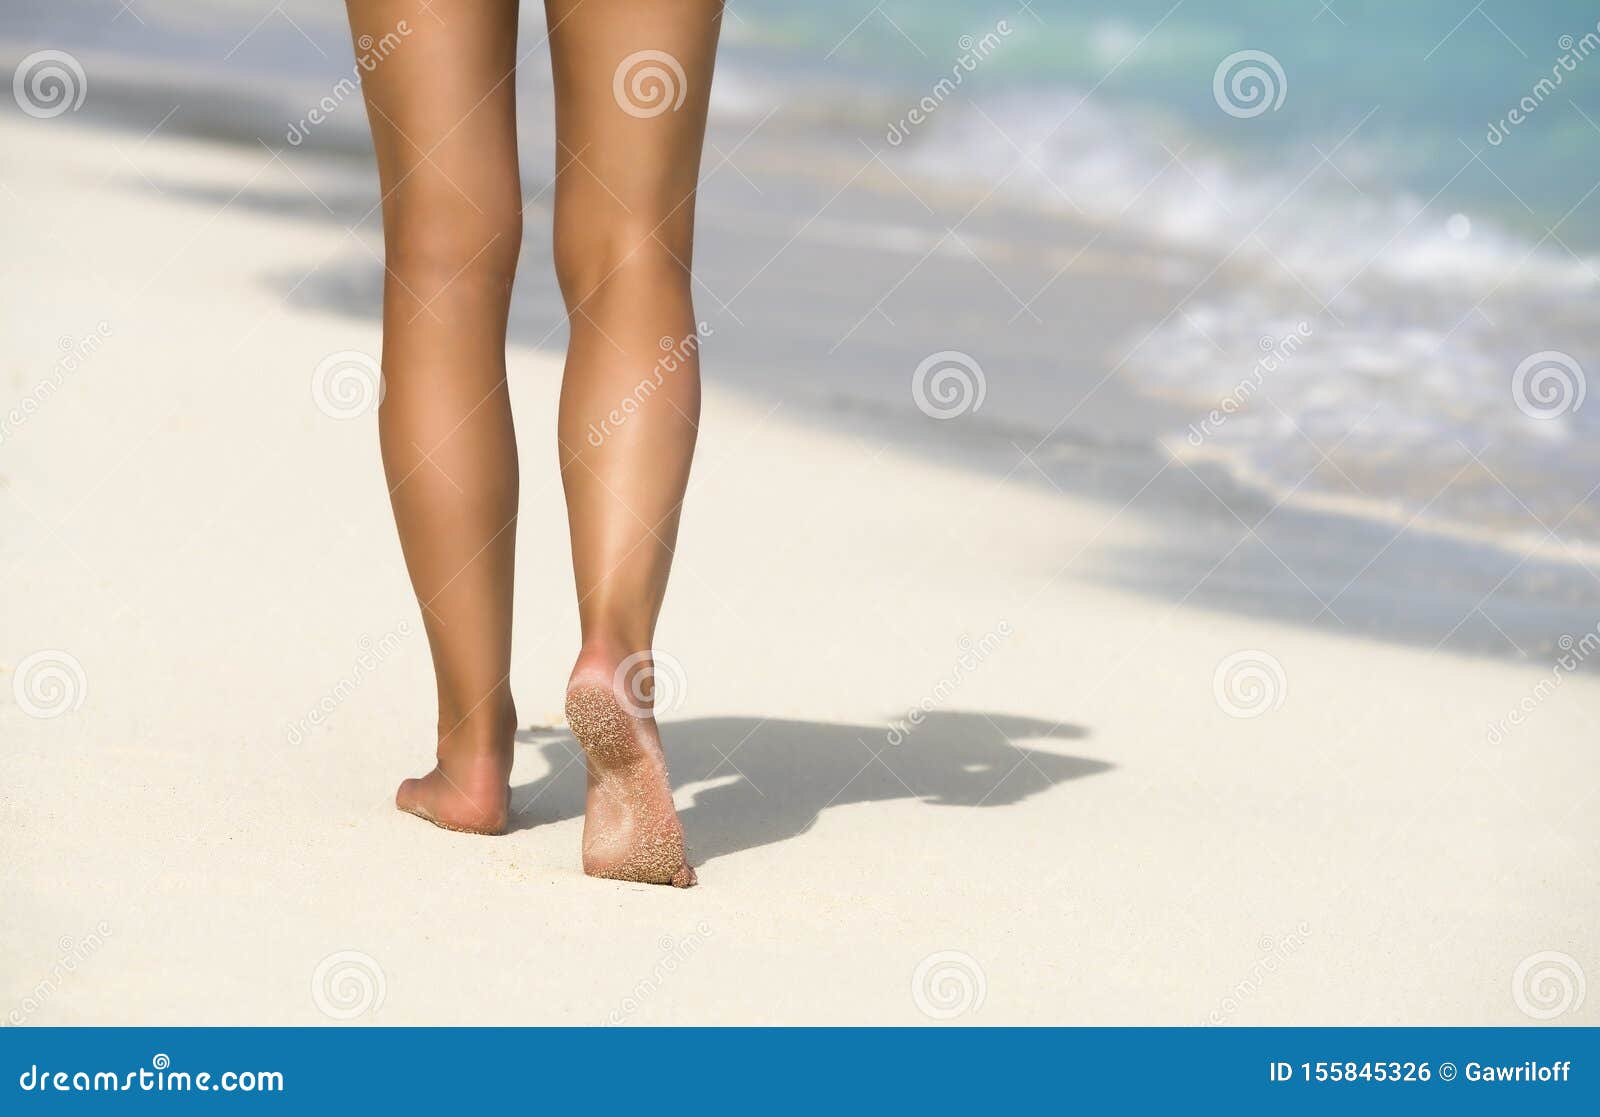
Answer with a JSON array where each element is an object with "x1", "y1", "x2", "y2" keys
[
  {"x1": 726, "y1": 1, "x2": 1600, "y2": 544},
  {"x1": 735, "y1": 0, "x2": 1600, "y2": 249}
]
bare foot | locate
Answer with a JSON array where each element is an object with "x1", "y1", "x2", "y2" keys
[
  {"x1": 565, "y1": 663, "x2": 695, "y2": 888},
  {"x1": 395, "y1": 705, "x2": 515, "y2": 836}
]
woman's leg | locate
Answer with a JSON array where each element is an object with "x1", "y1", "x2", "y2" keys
[
  {"x1": 345, "y1": 0, "x2": 523, "y2": 833},
  {"x1": 547, "y1": 0, "x2": 723, "y2": 885}
]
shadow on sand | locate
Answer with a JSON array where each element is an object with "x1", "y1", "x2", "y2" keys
[{"x1": 510, "y1": 711, "x2": 1108, "y2": 864}]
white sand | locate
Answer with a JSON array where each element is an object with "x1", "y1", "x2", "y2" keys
[{"x1": 3, "y1": 116, "x2": 1596, "y2": 1026}]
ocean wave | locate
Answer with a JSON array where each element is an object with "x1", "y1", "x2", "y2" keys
[
  {"x1": 891, "y1": 88, "x2": 1599, "y2": 546},
  {"x1": 903, "y1": 88, "x2": 1599, "y2": 295}
]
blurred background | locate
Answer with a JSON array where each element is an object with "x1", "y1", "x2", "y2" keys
[{"x1": 7, "y1": 0, "x2": 1598, "y2": 658}]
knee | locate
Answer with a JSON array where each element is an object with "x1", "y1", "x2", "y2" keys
[
  {"x1": 551, "y1": 212, "x2": 690, "y2": 309},
  {"x1": 387, "y1": 187, "x2": 523, "y2": 291}
]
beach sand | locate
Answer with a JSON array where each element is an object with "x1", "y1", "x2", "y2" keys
[{"x1": 2, "y1": 111, "x2": 1596, "y2": 1026}]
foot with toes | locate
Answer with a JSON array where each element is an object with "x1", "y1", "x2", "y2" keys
[
  {"x1": 394, "y1": 661, "x2": 694, "y2": 887},
  {"x1": 395, "y1": 702, "x2": 516, "y2": 836}
]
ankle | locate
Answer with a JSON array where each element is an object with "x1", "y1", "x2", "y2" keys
[
  {"x1": 436, "y1": 693, "x2": 517, "y2": 753},
  {"x1": 570, "y1": 635, "x2": 649, "y2": 682}
]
